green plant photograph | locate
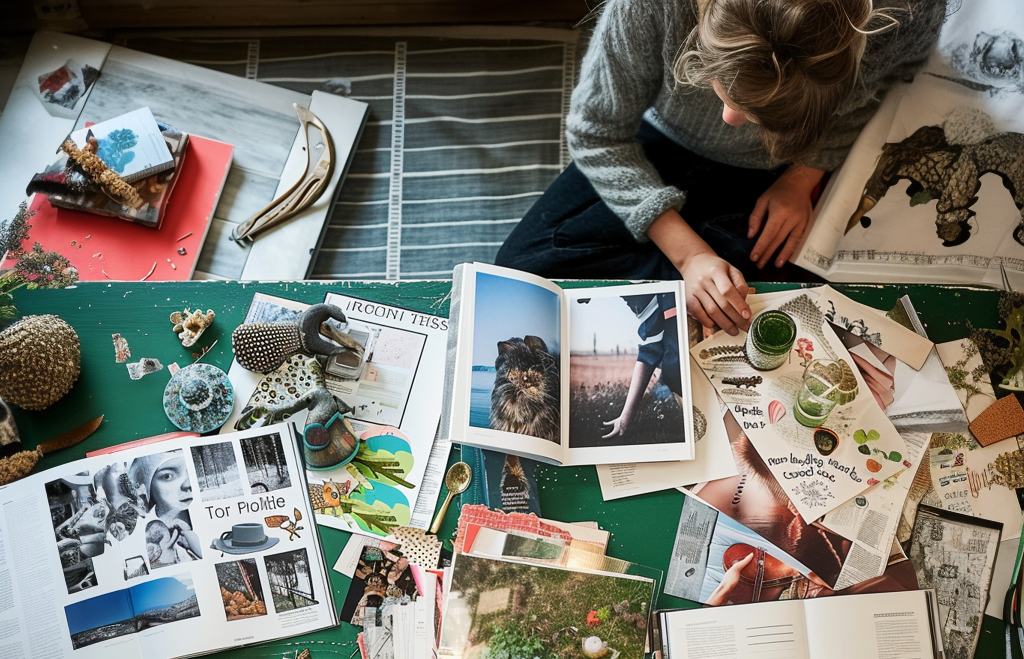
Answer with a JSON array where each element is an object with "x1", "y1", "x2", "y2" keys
[{"x1": 440, "y1": 554, "x2": 653, "y2": 659}]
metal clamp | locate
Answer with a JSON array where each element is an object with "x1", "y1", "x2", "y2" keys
[{"x1": 231, "y1": 103, "x2": 334, "y2": 243}]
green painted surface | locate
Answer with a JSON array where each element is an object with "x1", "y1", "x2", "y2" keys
[{"x1": 6, "y1": 280, "x2": 1010, "y2": 658}]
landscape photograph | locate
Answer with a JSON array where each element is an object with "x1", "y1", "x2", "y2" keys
[{"x1": 66, "y1": 575, "x2": 200, "y2": 649}]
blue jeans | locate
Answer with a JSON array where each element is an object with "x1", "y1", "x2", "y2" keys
[{"x1": 495, "y1": 121, "x2": 822, "y2": 284}]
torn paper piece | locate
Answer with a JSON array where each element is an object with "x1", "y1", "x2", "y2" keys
[
  {"x1": 111, "y1": 333, "x2": 131, "y2": 363},
  {"x1": 935, "y1": 338, "x2": 998, "y2": 422},
  {"x1": 818, "y1": 285, "x2": 933, "y2": 370},
  {"x1": 126, "y1": 357, "x2": 163, "y2": 380}
]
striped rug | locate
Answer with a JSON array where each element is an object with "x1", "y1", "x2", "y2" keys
[{"x1": 117, "y1": 26, "x2": 579, "y2": 280}]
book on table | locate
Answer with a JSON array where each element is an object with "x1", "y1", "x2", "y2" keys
[
  {"x1": 654, "y1": 589, "x2": 945, "y2": 659},
  {"x1": 441, "y1": 262, "x2": 695, "y2": 467},
  {"x1": 0, "y1": 422, "x2": 337, "y2": 659},
  {"x1": 67, "y1": 106, "x2": 176, "y2": 182},
  {"x1": 9, "y1": 133, "x2": 233, "y2": 281}
]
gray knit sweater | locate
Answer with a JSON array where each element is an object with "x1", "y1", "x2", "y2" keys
[{"x1": 566, "y1": 0, "x2": 946, "y2": 241}]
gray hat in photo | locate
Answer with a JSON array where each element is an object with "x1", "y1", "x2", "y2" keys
[{"x1": 211, "y1": 522, "x2": 279, "y2": 555}]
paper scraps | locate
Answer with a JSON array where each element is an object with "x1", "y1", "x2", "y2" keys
[
  {"x1": 126, "y1": 357, "x2": 163, "y2": 380},
  {"x1": 111, "y1": 333, "x2": 131, "y2": 363}
]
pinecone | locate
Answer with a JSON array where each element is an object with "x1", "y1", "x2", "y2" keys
[{"x1": 0, "y1": 315, "x2": 81, "y2": 410}]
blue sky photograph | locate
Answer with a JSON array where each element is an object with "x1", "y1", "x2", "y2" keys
[
  {"x1": 131, "y1": 575, "x2": 195, "y2": 614},
  {"x1": 472, "y1": 272, "x2": 560, "y2": 368},
  {"x1": 65, "y1": 590, "x2": 133, "y2": 635}
]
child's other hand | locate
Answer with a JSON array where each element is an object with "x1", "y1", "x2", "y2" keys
[
  {"x1": 747, "y1": 164, "x2": 824, "y2": 269},
  {"x1": 681, "y1": 251, "x2": 751, "y2": 336}
]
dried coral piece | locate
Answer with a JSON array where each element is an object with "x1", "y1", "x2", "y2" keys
[
  {"x1": 60, "y1": 137, "x2": 143, "y2": 209},
  {"x1": 170, "y1": 308, "x2": 215, "y2": 347}
]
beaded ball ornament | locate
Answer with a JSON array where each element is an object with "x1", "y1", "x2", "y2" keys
[{"x1": 0, "y1": 314, "x2": 81, "y2": 410}]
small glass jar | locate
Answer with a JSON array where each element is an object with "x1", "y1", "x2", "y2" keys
[{"x1": 744, "y1": 310, "x2": 797, "y2": 371}]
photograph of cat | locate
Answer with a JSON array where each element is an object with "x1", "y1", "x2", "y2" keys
[{"x1": 469, "y1": 272, "x2": 561, "y2": 444}]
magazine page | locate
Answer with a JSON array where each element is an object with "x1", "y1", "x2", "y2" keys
[
  {"x1": 562, "y1": 282, "x2": 694, "y2": 466},
  {"x1": 221, "y1": 292, "x2": 450, "y2": 538},
  {"x1": 0, "y1": 423, "x2": 335, "y2": 659},
  {"x1": 659, "y1": 599, "x2": 810, "y2": 659},
  {"x1": 438, "y1": 553, "x2": 655, "y2": 659},
  {"x1": 802, "y1": 590, "x2": 941, "y2": 659},
  {"x1": 665, "y1": 494, "x2": 820, "y2": 605},
  {"x1": 691, "y1": 289, "x2": 909, "y2": 523},
  {"x1": 447, "y1": 263, "x2": 568, "y2": 465},
  {"x1": 796, "y1": 1, "x2": 1024, "y2": 288}
]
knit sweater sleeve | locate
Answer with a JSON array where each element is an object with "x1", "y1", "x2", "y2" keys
[
  {"x1": 566, "y1": 0, "x2": 687, "y2": 242},
  {"x1": 800, "y1": 1, "x2": 946, "y2": 171}
]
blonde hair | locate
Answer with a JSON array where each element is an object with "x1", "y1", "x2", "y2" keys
[{"x1": 677, "y1": 0, "x2": 901, "y2": 163}]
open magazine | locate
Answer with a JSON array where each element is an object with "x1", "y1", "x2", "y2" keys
[
  {"x1": 0, "y1": 423, "x2": 336, "y2": 659},
  {"x1": 442, "y1": 262, "x2": 695, "y2": 466},
  {"x1": 794, "y1": 0, "x2": 1024, "y2": 288},
  {"x1": 222, "y1": 292, "x2": 450, "y2": 539},
  {"x1": 655, "y1": 589, "x2": 944, "y2": 659}
]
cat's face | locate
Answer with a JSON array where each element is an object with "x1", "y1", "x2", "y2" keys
[{"x1": 495, "y1": 336, "x2": 552, "y2": 400}]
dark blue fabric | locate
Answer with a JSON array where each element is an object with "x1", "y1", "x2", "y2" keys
[
  {"x1": 495, "y1": 121, "x2": 823, "y2": 284},
  {"x1": 633, "y1": 292, "x2": 683, "y2": 396}
]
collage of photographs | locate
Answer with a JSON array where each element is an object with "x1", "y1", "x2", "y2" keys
[{"x1": 21, "y1": 425, "x2": 337, "y2": 655}]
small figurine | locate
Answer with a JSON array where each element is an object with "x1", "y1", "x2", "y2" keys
[
  {"x1": 231, "y1": 304, "x2": 362, "y2": 373},
  {"x1": 170, "y1": 308, "x2": 216, "y2": 347},
  {"x1": 582, "y1": 636, "x2": 610, "y2": 659}
]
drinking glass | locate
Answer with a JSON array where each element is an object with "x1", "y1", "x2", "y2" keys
[{"x1": 794, "y1": 359, "x2": 841, "y2": 427}]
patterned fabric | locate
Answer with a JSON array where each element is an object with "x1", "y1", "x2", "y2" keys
[{"x1": 119, "y1": 28, "x2": 579, "y2": 279}]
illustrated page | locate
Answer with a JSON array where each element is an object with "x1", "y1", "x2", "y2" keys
[
  {"x1": 691, "y1": 289, "x2": 909, "y2": 522},
  {"x1": 222, "y1": 292, "x2": 450, "y2": 538}
]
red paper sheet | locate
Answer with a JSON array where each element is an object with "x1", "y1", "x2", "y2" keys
[{"x1": 6, "y1": 135, "x2": 233, "y2": 281}]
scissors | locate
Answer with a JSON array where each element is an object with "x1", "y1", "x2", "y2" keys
[{"x1": 231, "y1": 104, "x2": 334, "y2": 243}]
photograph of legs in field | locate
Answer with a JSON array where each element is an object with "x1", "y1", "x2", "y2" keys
[{"x1": 568, "y1": 292, "x2": 685, "y2": 449}]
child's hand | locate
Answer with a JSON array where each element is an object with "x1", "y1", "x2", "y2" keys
[
  {"x1": 601, "y1": 416, "x2": 628, "y2": 439},
  {"x1": 680, "y1": 252, "x2": 751, "y2": 335},
  {"x1": 748, "y1": 164, "x2": 824, "y2": 269}
]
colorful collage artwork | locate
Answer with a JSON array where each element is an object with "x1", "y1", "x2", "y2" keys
[{"x1": 691, "y1": 289, "x2": 910, "y2": 522}]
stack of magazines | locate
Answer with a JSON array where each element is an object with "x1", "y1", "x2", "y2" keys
[{"x1": 26, "y1": 106, "x2": 188, "y2": 229}]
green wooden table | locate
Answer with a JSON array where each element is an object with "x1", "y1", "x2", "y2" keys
[{"x1": 6, "y1": 280, "x2": 1010, "y2": 658}]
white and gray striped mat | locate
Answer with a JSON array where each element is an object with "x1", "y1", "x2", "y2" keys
[{"x1": 116, "y1": 27, "x2": 579, "y2": 280}]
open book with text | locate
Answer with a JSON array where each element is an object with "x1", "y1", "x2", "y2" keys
[
  {"x1": 441, "y1": 263, "x2": 695, "y2": 466},
  {"x1": 655, "y1": 589, "x2": 944, "y2": 659}
]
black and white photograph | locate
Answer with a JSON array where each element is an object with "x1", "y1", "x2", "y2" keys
[
  {"x1": 240, "y1": 433, "x2": 292, "y2": 493},
  {"x1": 124, "y1": 555, "x2": 149, "y2": 580},
  {"x1": 265, "y1": 548, "x2": 318, "y2": 612},
  {"x1": 568, "y1": 291, "x2": 686, "y2": 449},
  {"x1": 47, "y1": 473, "x2": 100, "y2": 594},
  {"x1": 190, "y1": 441, "x2": 244, "y2": 501},
  {"x1": 215, "y1": 559, "x2": 268, "y2": 621}
]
